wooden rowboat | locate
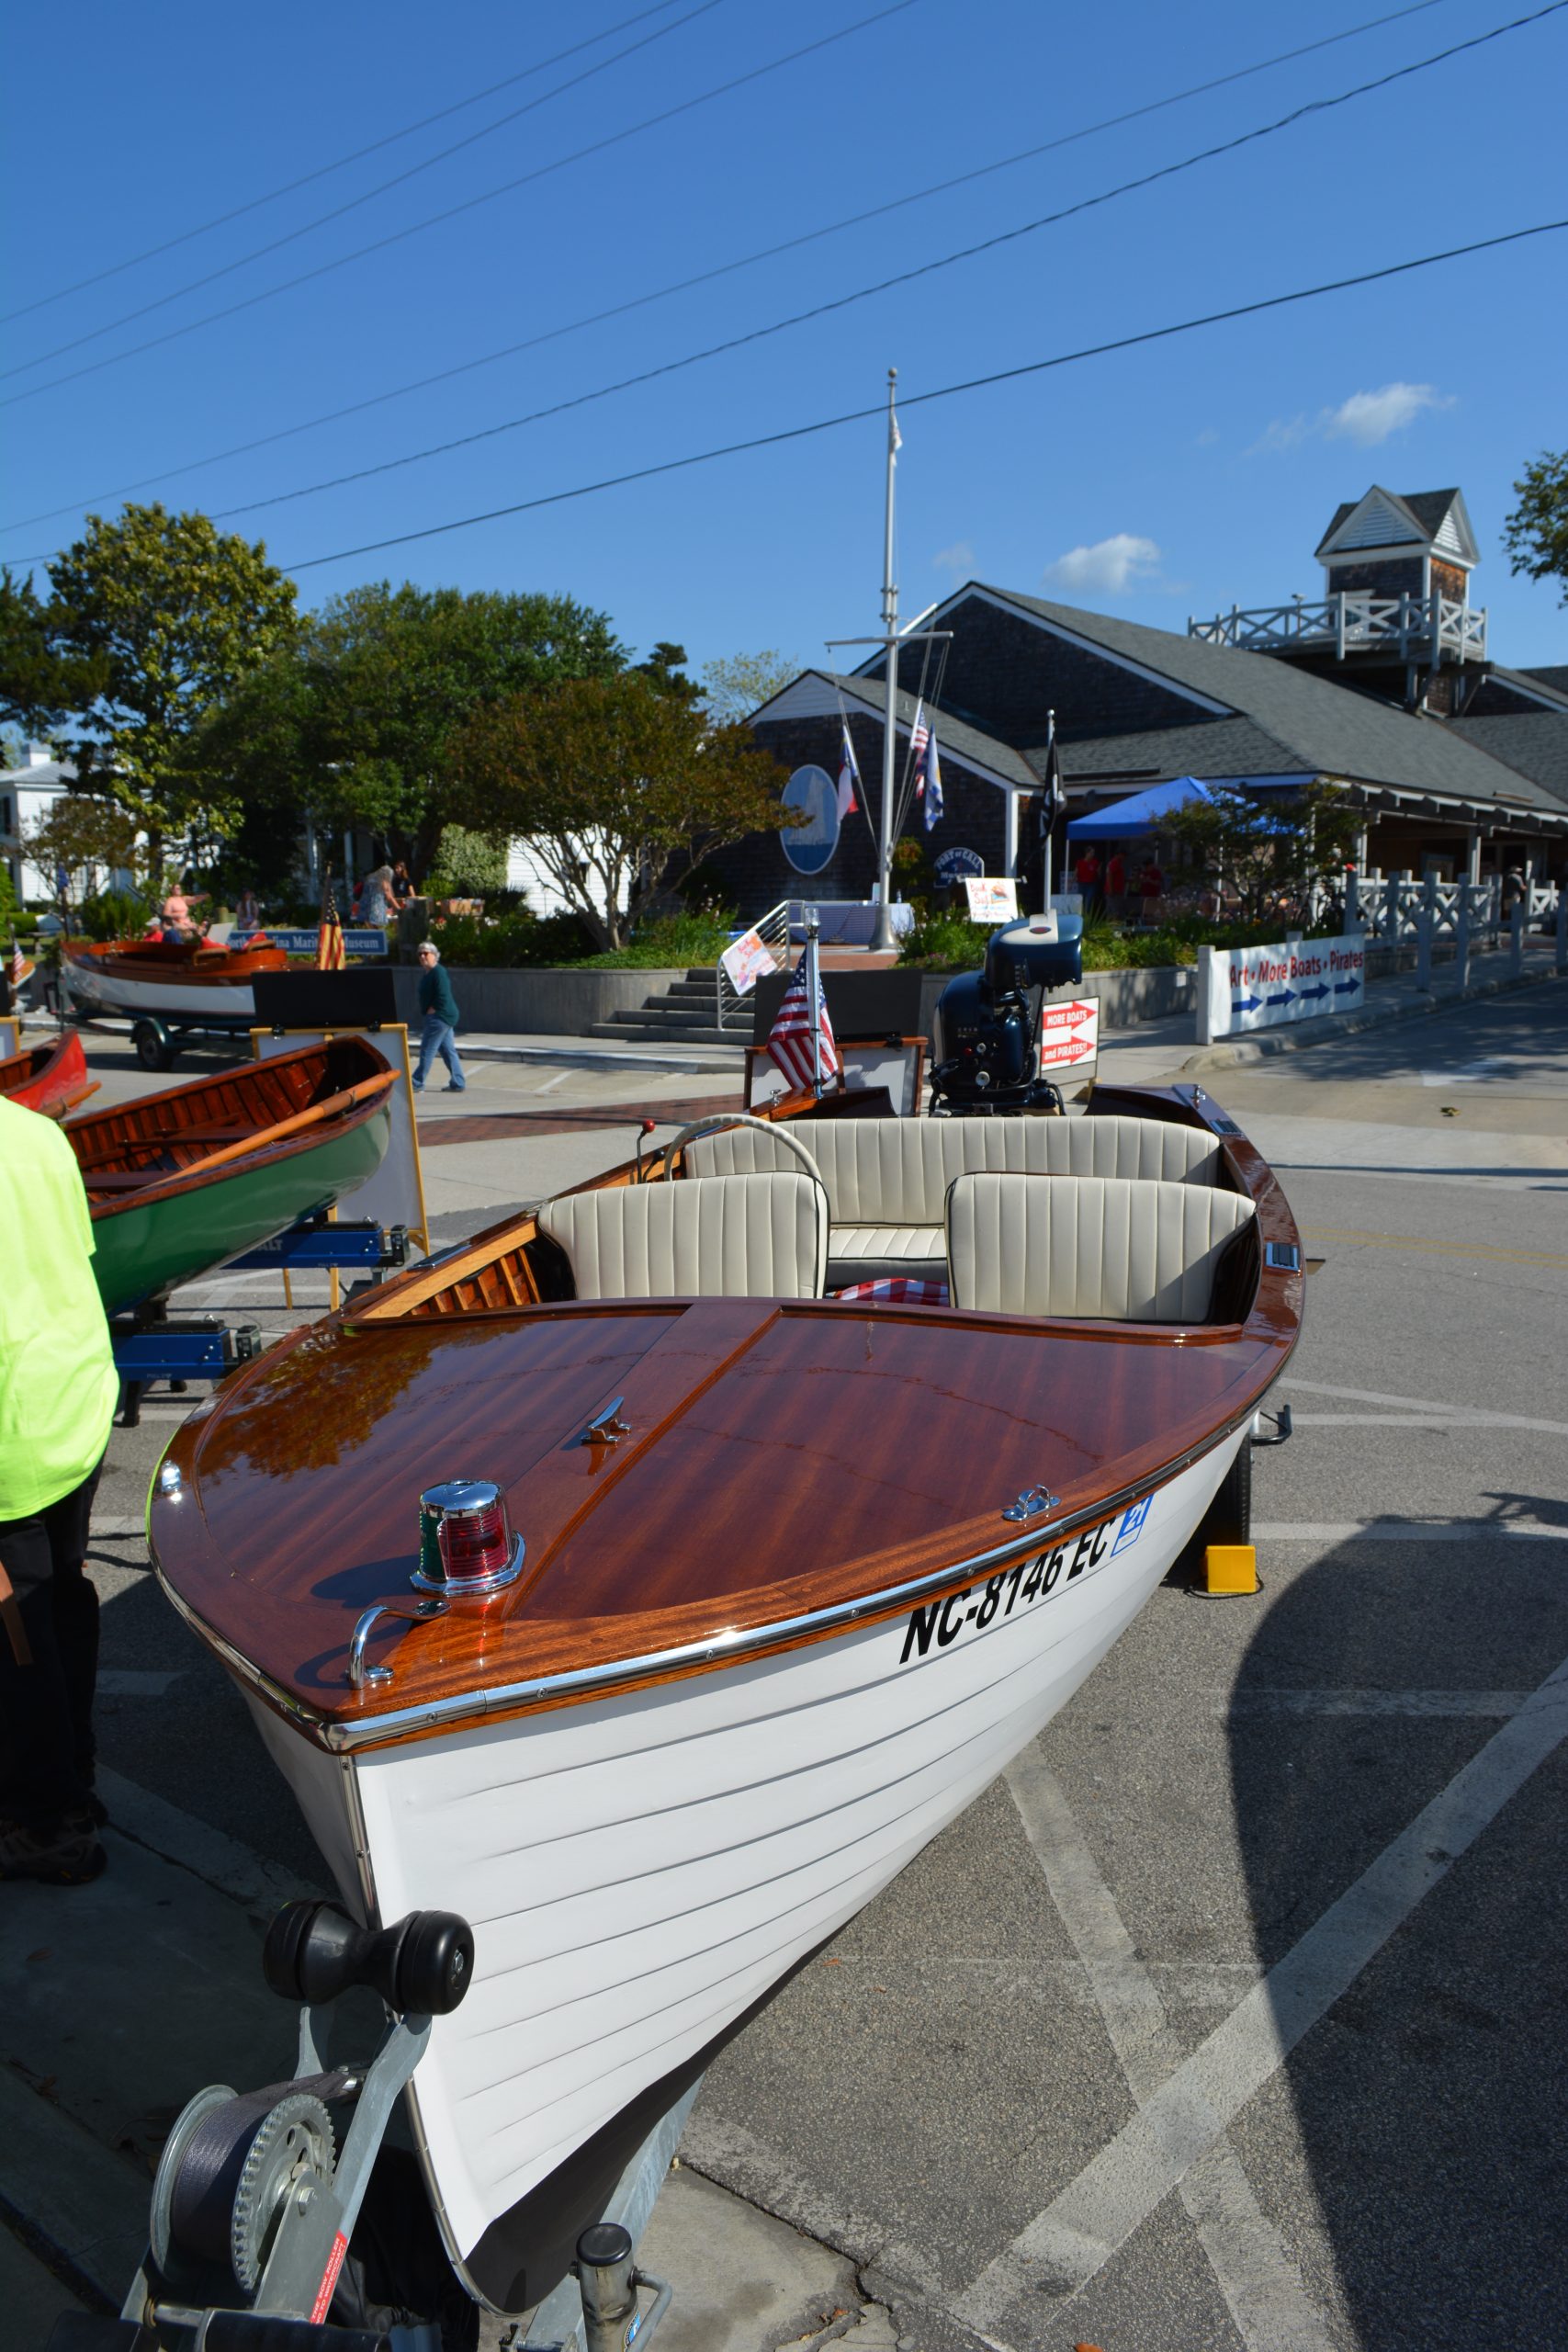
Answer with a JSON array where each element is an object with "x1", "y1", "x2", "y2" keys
[
  {"x1": 149, "y1": 1081, "x2": 1302, "y2": 2315},
  {"x1": 69, "y1": 1036, "x2": 396, "y2": 1314},
  {"x1": 0, "y1": 1029, "x2": 98, "y2": 1117},
  {"x1": 62, "y1": 933, "x2": 288, "y2": 1026}
]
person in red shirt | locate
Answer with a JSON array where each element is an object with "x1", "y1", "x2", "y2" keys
[
  {"x1": 1137, "y1": 855, "x2": 1166, "y2": 923},
  {"x1": 1073, "y1": 847, "x2": 1102, "y2": 915},
  {"x1": 1105, "y1": 844, "x2": 1127, "y2": 921}
]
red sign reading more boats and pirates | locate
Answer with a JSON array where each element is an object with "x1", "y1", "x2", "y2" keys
[
  {"x1": 1203, "y1": 934, "x2": 1367, "y2": 1040},
  {"x1": 1037, "y1": 997, "x2": 1100, "y2": 1072}
]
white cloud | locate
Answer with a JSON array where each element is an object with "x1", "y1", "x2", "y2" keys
[
  {"x1": 1043, "y1": 533, "x2": 1161, "y2": 595},
  {"x1": 931, "y1": 539, "x2": 976, "y2": 574},
  {"x1": 1248, "y1": 381, "x2": 1454, "y2": 456},
  {"x1": 1323, "y1": 382, "x2": 1453, "y2": 446}
]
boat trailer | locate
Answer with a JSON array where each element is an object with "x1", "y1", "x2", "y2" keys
[
  {"x1": 113, "y1": 1218, "x2": 408, "y2": 1426},
  {"x1": 48, "y1": 1896, "x2": 678, "y2": 2352}
]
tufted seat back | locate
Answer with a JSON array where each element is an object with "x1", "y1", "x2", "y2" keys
[
  {"x1": 685, "y1": 1114, "x2": 1223, "y2": 1228},
  {"x1": 537, "y1": 1170, "x2": 829, "y2": 1300},
  {"x1": 945, "y1": 1172, "x2": 1256, "y2": 1323}
]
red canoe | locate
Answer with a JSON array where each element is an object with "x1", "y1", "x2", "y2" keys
[{"x1": 0, "y1": 1030, "x2": 98, "y2": 1117}]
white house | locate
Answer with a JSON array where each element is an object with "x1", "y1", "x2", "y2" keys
[{"x1": 0, "y1": 741, "x2": 76, "y2": 902}]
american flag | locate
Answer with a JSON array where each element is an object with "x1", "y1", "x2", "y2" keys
[
  {"x1": 765, "y1": 951, "x2": 839, "y2": 1094},
  {"x1": 315, "y1": 877, "x2": 346, "y2": 972},
  {"x1": 837, "y1": 722, "x2": 860, "y2": 820},
  {"x1": 908, "y1": 699, "x2": 928, "y2": 767},
  {"x1": 9, "y1": 936, "x2": 27, "y2": 988}
]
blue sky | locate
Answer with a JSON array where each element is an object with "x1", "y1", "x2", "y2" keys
[{"x1": 3, "y1": 0, "x2": 1565, "y2": 675}]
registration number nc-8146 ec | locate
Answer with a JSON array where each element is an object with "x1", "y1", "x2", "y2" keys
[{"x1": 897, "y1": 1495, "x2": 1152, "y2": 1665}]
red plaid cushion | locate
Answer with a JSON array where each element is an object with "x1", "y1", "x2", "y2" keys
[{"x1": 831, "y1": 1275, "x2": 951, "y2": 1306}]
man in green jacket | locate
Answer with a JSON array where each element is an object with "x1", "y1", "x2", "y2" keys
[
  {"x1": 413, "y1": 940, "x2": 466, "y2": 1092},
  {"x1": 0, "y1": 1095, "x2": 120, "y2": 1883}
]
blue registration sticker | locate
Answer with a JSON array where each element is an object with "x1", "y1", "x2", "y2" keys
[{"x1": 1111, "y1": 1496, "x2": 1153, "y2": 1556}]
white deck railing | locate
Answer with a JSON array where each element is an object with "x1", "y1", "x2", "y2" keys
[{"x1": 1189, "y1": 591, "x2": 1487, "y2": 664}]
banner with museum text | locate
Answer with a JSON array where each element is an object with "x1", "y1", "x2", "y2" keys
[{"x1": 1203, "y1": 934, "x2": 1365, "y2": 1040}]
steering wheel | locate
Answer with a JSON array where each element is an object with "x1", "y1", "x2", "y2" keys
[{"x1": 661, "y1": 1111, "x2": 826, "y2": 1192}]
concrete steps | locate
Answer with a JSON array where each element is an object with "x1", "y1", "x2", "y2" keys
[{"x1": 589, "y1": 966, "x2": 750, "y2": 1048}]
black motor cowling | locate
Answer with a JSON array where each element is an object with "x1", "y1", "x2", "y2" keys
[{"x1": 931, "y1": 915, "x2": 1083, "y2": 1114}]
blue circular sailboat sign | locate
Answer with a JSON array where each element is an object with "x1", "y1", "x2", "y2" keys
[{"x1": 780, "y1": 765, "x2": 840, "y2": 876}]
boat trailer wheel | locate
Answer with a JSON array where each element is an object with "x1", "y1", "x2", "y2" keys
[
  {"x1": 152, "y1": 2082, "x2": 336, "y2": 2292},
  {"x1": 132, "y1": 1016, "x2": 175, "y2": 1071}
]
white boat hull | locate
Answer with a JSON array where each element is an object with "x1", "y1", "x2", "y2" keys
[
  {"x1": 244, "y1": 1433, "x2": 1239, "y2": 2307},
  {"x1": 63, "y1": 959, "x2": 259, "y2": 1023}
]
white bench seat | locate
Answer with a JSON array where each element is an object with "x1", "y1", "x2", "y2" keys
[
  {"x1": 946, "y1": 1172, "x2": 1256, "y2": 1323},
  {"x1": 538, "y1": 1171, "x2": 829, "y2": 1300},
  {"x1": 685, "y1": 1114, "x2": 1226, "y2": 1290}
]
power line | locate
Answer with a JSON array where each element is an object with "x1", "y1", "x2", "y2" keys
[
  {"x1": 0, "y1": 0, "x2": 1461, "y2": 537},
  {"x1": 0, "y1": 0, "x2": 922, "y2": 408},
  {"x1": 145, "y1": 6, "x2": 1568, "y2": 528},
  {"x1": 1, "y1": 0, "x2": 729, "y2": 377},
  {"x1": 279, "y1": 219, "x2": 1568, "y2": 574},
  {"x1": 0, "y1": 0, "x2": 701, "y2": 327}
]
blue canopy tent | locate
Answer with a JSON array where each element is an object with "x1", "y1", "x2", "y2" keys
[{"x1": 1066, "y1": 774, "x2": 1314, "y2": 840}]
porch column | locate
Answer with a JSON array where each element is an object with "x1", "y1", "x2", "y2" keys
[
  {"x1": 1466, "y1": 827, "x2": 1481, "y2": 884},
  {"x1": 1004, "y1": 787, "x2": 1020, "y2": 878}
]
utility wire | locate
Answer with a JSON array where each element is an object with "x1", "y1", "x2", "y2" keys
[
  {"x1": 0, "y1": 0, "x2": 1463, "y2": 537},
  {"x1": 276, "y1": 219, "x2": 1568, "y2": 573},
  {"x1": 158, "y1": 6, "x2": 1568, "y2": 527},
  {"x1": 0, "y1": 0, "x2": 922, "y2": 405},
  {"x1": 2, "y1": 0, "x2": 728, "y2": 375},
  {"x1": 0, "y1": 0, "x2": 701, "y2": 327}
]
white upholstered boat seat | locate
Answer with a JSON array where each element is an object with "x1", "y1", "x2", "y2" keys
[
  {"x1": 537, "y1": 1170, "x2": 829, "y2": 1300},
  {"x1": 686, "y1": 1114, "x2": 1222, "y2": 1226},
  {"x1": 946, "y1": 1172, "x2": 1256, "y2": 1323}
]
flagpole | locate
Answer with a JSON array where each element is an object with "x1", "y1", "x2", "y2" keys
[
  {"x1": 806, "y1": 908, "x2": 823, "y2": 1097},
  {"x1": 1043, "y1": 709, "x2": 1055, "y2": 910},
  {"x1": 872, "y1": 368, "x2": 900, "y2": 955}
]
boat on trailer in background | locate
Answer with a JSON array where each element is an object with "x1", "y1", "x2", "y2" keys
[
  {"x1": 62, "y1": 933, "x2": 290, "y2": 1068},
  {"x1": 147, "y1": 1070, "x2": 1303, "y2": 2319}
]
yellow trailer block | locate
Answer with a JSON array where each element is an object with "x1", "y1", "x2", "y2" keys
[{"x1": 1202, "y1": 1544, "x2": 1258, "y2": 1595}]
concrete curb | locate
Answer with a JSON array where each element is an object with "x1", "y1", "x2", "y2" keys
[
  {"x1": 459, "y1": 1038, "x2": 746, "y2": 1075},
  {"x1": 1180, "y1": 963, "x2": 1560, "y2": 1074},
  {"x1": 0, "y1": 2065, "x2": 148, "y2": 2312}
]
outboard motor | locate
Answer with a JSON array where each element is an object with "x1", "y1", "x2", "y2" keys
[{"x1": 930, "y1": 912, "x2": 1084, "y2": 1115}]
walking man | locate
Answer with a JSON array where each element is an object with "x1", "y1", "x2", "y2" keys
[
  {"x1": 413, "y1": 940, "x2": 466, "y2": 1092},
  {"x1": 0, "y1": 1095, "x2": 120, "y2": 1883}
]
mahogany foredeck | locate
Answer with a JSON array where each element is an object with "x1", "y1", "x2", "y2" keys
[
  {"x1": 65, "y1": 936, "x2": 288, "y2": 988},
  {"x1": 152, "y1": 1085, "x2": 1302, "y2": 1749}
]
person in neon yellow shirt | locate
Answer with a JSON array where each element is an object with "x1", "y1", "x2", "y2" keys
[{"x1": 0, "y1": 1094, "x2": 119, "y2": 1883}]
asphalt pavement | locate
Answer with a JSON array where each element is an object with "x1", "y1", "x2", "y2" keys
[{"x1": 4, "y1": 981, "x2": 1565, "y2": 2349}]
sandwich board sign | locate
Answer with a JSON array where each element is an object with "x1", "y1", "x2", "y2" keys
[{"x1": 1037, "y1": 996, "x2": 1100, "y2": 1077}]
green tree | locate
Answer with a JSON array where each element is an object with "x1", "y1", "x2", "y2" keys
[
  {"x1": 454, "y1": 672, "x2": 788, "y2": 951},
  {"x1": 193, "y1": 582, "x2": 625, "y2": 879},
  {"x1": 700, "y1": 648, "x2": 799, "y2": 726},
  {"x1": 1161, "y1": 779, "x2": 1361, "y2": 926},
  {"x1": 1502, "y1": 450, "x2": 1568, "y2": 604},
  {"x1": 43, "y1": 505, "x2": 297, "y2": 881},
  {"x1": 0, "y1": 567, "x2": 107, "y2": 734},
  {"x1": 634, "y1": 640, "x2": 703, "y2": 707}
]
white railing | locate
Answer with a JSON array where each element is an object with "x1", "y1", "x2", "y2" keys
[
  {"x1": 1189, "y1": 591, "x2": 1487, "y2": 665},
  {"x1": 716, "y1": 898, "x2": 799, "y2": 1033}
]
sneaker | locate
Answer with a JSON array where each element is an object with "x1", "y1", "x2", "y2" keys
[
  {"x1": 0, "y1": 1810, "x2": 107, "y2": 1885},
  {"x1": 445, "y1": 1085, "x2": 466, "y2": 1093}
]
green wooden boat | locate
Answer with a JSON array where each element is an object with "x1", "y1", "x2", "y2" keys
[{"x1": 65, "y1": 1037, "x2": 397, "y2": 1315}]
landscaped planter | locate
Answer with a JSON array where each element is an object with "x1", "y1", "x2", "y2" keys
[{"x1": 391, "y1": 965, "x2": 689, "y2": 1036}]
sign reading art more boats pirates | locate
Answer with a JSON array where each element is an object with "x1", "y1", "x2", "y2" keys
[{"x1": 1201, "y1": 934, "x2": 1366, "y2": 1041}]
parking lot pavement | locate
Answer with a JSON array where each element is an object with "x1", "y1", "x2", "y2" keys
[{"x1": 6, "y1": 989, "x2": 1566, "y2": 2347}]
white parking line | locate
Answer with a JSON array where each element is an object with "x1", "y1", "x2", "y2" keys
[
  {"x1": 956, "y1": 1649, "x2": 1568, "y2": 2337},
  {"x1": 1253, "y1": 1521, "x2": 1562, "y2": 1544},
  {"x1": 1284, "y1": 1378, "x2": 1568, "y2": 1440},
  {"x1": 97, "y1": 1669, "x2": 181, "y2": 1698},
  {"x1": 1004, "y1": 1749, "x2": 1337, "y2": 2352}
]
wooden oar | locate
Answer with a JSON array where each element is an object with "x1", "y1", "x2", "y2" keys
[{"x1": 157, "y1": 1070, "x2": 397, "y2": 1179}]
